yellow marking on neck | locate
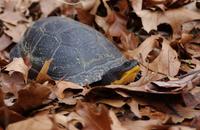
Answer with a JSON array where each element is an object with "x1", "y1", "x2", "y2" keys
[{"x1": 112, "y1": 65, "x2": 140, "y2": 85}]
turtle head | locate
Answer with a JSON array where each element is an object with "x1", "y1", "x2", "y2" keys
[
  {"x1": 92, "y1": 59, "x2": 140, "y2": 86},
  {"x1": 111, "y1": 59, "x2": 140, "y2": 85}
]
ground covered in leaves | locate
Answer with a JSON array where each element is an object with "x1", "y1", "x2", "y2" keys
[{"x1": 0, "y1": 0, "x2": 200, "y2": 130}]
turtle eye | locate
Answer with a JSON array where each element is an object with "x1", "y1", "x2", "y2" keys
[{"x1": 124, "y1": 61, "x2": 131, "y2": 67}]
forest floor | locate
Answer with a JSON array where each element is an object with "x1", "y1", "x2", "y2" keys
[{"x1": 0, "y1": 0, "x2": 200, "y2": 130}]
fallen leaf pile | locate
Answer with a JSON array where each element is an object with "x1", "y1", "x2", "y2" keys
[{"x1": 0, "y1": 0, "x2": 200, "y2": 130}]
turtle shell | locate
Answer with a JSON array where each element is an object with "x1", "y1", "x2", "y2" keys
[{"x1": 10, "y1": 16, "x2": 127, "y2": 85}]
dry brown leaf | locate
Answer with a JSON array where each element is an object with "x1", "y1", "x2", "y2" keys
[
  {"x1": 109, "y1": 110, "x2": 127, "y2": 130},
  {"x1": 143, "y1": 0, "x2": 193, "y2": 10},
  {"x1": 0, "y1": 106, "x2": 25, "y2": 129},
  {"x1": 6, "y1": 114, "x2": 67, "y2": 130},
  {"x1": 98, "y1": 99, "x2": 126, "y2": 108},
  {"x1": 76, "y1": 101, "x2": 112, "y2": 130},
  {"x1": 5, "y1": 23, "x2": 27, "y2": 43},
  {"x1": 95, "y1": 15, "x2": 109, "y2": 32},
  {"x1": 148, "y1": 70, "x2": 200, "y2": 93},
  {"x1": 0, "y1": 11, "x2": 27, "y2": 25},
  {"x1": 139, "y1": 105, "x2": 167, "y2": 121},
  {"x1": 36, "y1": 59, "x2": 52, "y2": 83},
  {"x1": 5, "y1": 57, "x2": 30, "y2": 82},
  {"x1": 169, "y1": 126, "x2": 196, "y2": 130},
  {"x1": 182, "y1": 87, "x2": 200, "y2": 108},
  {"x1": 127, "y1": 98, "x2": 141, "y2": 118},
  {"x1": 40, "y1": 0, "x2": 62, "y2": 16},
  {"x1": 90, "y1": 0, "x2": 101, "y2": 15},
  {"x1": 0, "y1": 73, "x2": 25, "y2": 99},
  {"x1": 121, "y1": 119, "x2": 161, "y2": 130},
  {"x1": 54, "y1": 81, "x2": 83, "y2": 105},
  {"x1": 76, "y1": 8, "x2": 94, "y2": 26},
  {"x1": 55, "y1": 81, "x2": 83, "y2": 99},
  {"x1": 0, "y1": 34, "x2": 12, "y2": 51},
  {"x1": 191, "y1": 116, "x2": 200, "y2": 130},
  {"x1": 132, "y1": 0, "x2": 200, "y2": 38},
  {"x1": 65, "y1": 112, "x2": 85, "y2": 129},
  {"x1": 0, "y1": 88, "x2": 4, "y2": 107},
  {"x1": 80, "y1": 0, "x2": 96, "y2": 10},
  {"x1": 130, "y1": 35, "x2": 180, "y2": 78},
  {"x1": 10, "y1": 82, "x2": 51, "y2": 113},
  {"x1": 166, "y1": 105, "x2": 200, "y2": 123},
  {"x1": 107, "y1": 13, "x2": 126, "y2": 37}
]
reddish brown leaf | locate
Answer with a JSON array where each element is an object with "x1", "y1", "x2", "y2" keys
[
  {"x1": 0, "y1": 106, "x2": 24, "y2": 128},
  {"x1": 76, "y1": 8, "x2": 94, "y2": 26},
  {"x1": 10, "y1": 82, "x2": 51, "y2": 113},
  {"x1": 76, "y1": 101, "x2": 112, "y2": 130},
  {"x1": 0, "y1": 89, "x2": 4, "y2": 107}
]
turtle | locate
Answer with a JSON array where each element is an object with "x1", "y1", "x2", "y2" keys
[{"x1": 10, "y1": 16, "x2": 139, "y2": 85}]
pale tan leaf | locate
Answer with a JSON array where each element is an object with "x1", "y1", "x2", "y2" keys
[
  {"x1": 55, "y1": 81, "x2": 83, "y2": 99},
  {"x1": 80, "y1": 0, "x2": 96, "y2": 10},
  {"x1": 0, "y1": 34, "x2": 12, "y2": 51},
  {"x1": 109, "y1": 110, "x2": 127, "y2": 130},
  {"x1": 132, "y1": 0, "x2": 200, "y2": 38},
  {"x1": 40, "y1": 0, "x2": 62, "y2": 16},
  {"x1": 5, "y1": 23, "x2": 27, "y2": 42},
  {"x1": 131, "y1": 35, "x2": 180, "y2": 77},
  {"x1": 121, "y1": 119, "x2": 161, "y2": 130},
  {"x1": 6, "y1": 115, "x2": 56, "y2": 130},
  {"x1": 5, "y1": 58, "x2": 30, "y2": 82},
  {"x1": 127, "y1": 99, "x2": 141, "y2": 118},
  {"x1": 0, "y1": 11, "x2": 27, "y2": 25}
]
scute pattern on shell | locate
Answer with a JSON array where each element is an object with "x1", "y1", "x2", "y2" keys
[{"x1": 10, "y1": 16, "x2": 127, "y2": 85}]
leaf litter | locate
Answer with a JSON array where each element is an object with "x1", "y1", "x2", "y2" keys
[{"x1": 0, "y1": 0, "x2": 200, "y2": 130}]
